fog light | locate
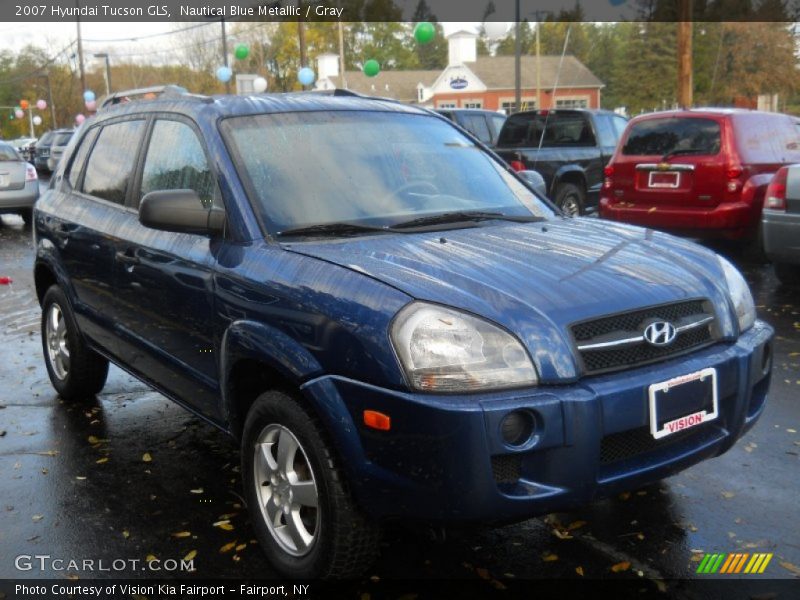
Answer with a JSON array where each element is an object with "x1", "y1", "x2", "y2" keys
[{"x1": 500, "y1": 411, "x2": 534, "y2": 447}]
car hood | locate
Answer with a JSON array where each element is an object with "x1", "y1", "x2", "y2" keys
[{"x1": 285, "y1": 218, "x2": 735, "y2": 381}]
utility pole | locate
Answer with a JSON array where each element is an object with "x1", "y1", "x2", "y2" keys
[
  {"x1": 75, "y1": 1, "x2": 86, "y2": 93},
  {"x1": 514, "y1": 0, "x2": 521, "y2": 113},
  {"x1": 220, "y1": 18, "x2": 231, "y2": 94},
  {"x1": 677, "y1": 0, "x2": 693, "y2": 108},
  {"x1": 41, "y1": 72, "x2": 56, "y2": 128},
  {"x1": 535, "y1": 20, "x2": 541, "y2": 109},
  {"x1": 297, "y1": 0, "x2": 308, "y2": 90},
  {"x1": 93, "y1": 53, "x2": 111, "y2": 96},
  {"x1": 338, "y1": 20, "x2": 347, "y2": 89}
]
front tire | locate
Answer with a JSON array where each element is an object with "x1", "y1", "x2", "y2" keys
[
  {"x1": 242, "y1": 390, "x2": 380, "y2": 578},
  {"x1": 41, "y1": 285, "x2": 109, "y2": 401},
  {"x1": 554, "y1": 182, "x2": 585, "y2": 216}
]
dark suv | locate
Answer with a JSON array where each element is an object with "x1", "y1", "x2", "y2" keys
[
  {"x1": 34, "y1": 88, "x2": 772, "y2": 578},
  {"x1": 495, "y1": 109, "x2": 628, "y2": 215}
]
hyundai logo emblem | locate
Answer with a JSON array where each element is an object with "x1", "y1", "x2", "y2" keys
[{"x1": 643, "y1": 321, "x2": 677, "y2": 346}]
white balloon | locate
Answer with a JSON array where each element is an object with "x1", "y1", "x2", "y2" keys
[
  {"x1": 483, "y1": 22, "x2": 510, "y2": 41},
  {"x1": 33, "y1": 115, "x2": 42, "y2": 126},
  {"x1": 253, "y1": 76, "x2": 268, "y2": 93}
]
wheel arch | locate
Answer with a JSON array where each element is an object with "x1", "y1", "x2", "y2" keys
[{"x1": 551, "y1": 166, "x2": 588, "y2": 196}]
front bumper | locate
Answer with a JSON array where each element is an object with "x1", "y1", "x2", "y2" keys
[
  {"x1": 301, "y1": 321, "x2": 773, "y2": 522},
  {"x1": 762, "y1": 209, "x2": 800, "y2": 265}
]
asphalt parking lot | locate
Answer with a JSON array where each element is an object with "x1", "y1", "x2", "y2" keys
[{"x1": 0, "y1": 210, "x2": 798, "y2": 597}]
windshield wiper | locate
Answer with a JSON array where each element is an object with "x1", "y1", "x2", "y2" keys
[
  {"x1": 277, "y1": 222, "x2": 388, "y2": 237},
  {"x1": 390, "y1": 211, "x2": 543, "y2": 230},
  {"x1": 661, "y1": 148, "x2": 708, "y2": 161}
]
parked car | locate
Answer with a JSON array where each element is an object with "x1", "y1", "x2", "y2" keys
[
  {"x1": 34, "y1": 88, "x2": 772, "y2": 579},
  {"x1": 495, "y1": 108, "x2": 628, "y2": 215},
  {"x1": 435, "y1": 108, "x2": 506, "y2": 146},
  {"x1": 599, "y1": 109, "x2": 800, "y2": 246},
  {"x1": 46, "y1": 129, "x2": 75, "y2": 172},
  {"x1": 33, "y1": 130, "x2": 56, "y2": 172},
  {"x1": 762, "y1": 165, "x2": 800, "y2": 285},
  {"x1": 0, "y1": 141, "x2": 39, "y2": 223},
  {"x1": 11, "y1": 137, "x2": 37, "y2": 162}
]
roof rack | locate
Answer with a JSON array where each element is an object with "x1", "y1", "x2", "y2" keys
[{"x1": 99, "y1": 85, "x2": 211, "y2": 109}]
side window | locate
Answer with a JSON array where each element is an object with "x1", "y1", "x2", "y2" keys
[
  {"x1": 140, "y1": 120, "x2": 216, "y2": 208},
  {"x1": 66, "y1": 127, "x2": 99, "y2": 190},
  {"x1": 594, "y1": 115, "x2": 617, "y2": 147},
  {"x1": 460, "y1": 114, "x2": 492, "y2": 144},
  {"x1": 611, "y1": 115, "x2": 628, "y2": 140},
  {"x1": 82, "y1": 120, "x2": 146, "y2": 204}
]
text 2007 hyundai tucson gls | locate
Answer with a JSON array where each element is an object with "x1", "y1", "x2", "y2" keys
[{"x1": 34, "y1": 89, "x2": 773, "y2": 578}]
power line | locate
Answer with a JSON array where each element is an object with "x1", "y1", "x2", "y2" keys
[{"x1": 82, "y1": 21, "x2": 215, "y2": 43}]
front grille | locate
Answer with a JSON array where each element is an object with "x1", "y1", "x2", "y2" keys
[
  {"x1": 491, "y1": 454, "x2": 521, "y2": 483},
  {"x1": 600, "y1": 424, "x2": 710, "y2": 464},
  {"x1": 572, "y1": 300, "x2": 716, "y2": 375}
]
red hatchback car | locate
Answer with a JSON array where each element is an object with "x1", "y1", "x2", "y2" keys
[{"x1": 600, "y1": 109, "x2": 800, "y2": 242}]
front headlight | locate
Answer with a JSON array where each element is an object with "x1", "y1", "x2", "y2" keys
[
  {"x1": 391, "y1": 302, "x2": 538, "y2": 392},
  {"x1": 718, "y1": 255, "x2": 756, "y2": 333}
]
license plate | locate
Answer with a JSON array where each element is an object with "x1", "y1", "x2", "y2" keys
[
  {"x1": 648, "y1": 171, "x2": 680, "y2": 188},
  {"x1": 648, "y1": 367, "x2": 718, "y2": 440}
]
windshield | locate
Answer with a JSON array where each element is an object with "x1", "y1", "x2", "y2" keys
[
  {"x1": 53, "y1": 132, "x2": 73, "y2": 146},
  {"x1": 222, "y1": 110, "x2": 551, "y2": 235}
]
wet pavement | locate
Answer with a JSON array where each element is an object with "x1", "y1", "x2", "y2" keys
[{"x1": 1, "y1": 210, "x2": 799, "y2": 595}]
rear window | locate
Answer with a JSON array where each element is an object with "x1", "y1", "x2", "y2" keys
[
  {"x1": 0, "y1": 144, "x2": 19, "y2": 161},
  {"x1": 732, "y1": 113, "x2": 800, "y2": 164},
  {"x1": 622, "y1": 117, "x2": 721, "y2": 156},
  {"x1": 498, "y1": 112, "x2": 596, "y2": 148}
]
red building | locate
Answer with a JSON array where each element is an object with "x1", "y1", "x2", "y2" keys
[{"x1": 315, "y1": 31, "x2": 604, "y2": 112}]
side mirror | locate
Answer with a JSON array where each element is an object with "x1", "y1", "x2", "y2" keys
[
  {"x1": 519, "y1": 170, "x2": 547, "y2": 197},
  {"x1": 139, "y1": 189, "x2": 225, "y2": 236}
]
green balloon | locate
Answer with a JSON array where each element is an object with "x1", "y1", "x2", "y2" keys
[
  {"x1": 234, "y1": 44, "x2": 249, "y2": 60},
  {"x1": 414, "y1": 21, "x2": 436, "y2": 45},
  {"x1": 363, "y1": 59, "x2": 380, "y2": 78}
]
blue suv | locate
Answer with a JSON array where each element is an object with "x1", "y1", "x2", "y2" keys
[{"x1": 33, "y1": 88, "x2": 773, "y2": 578}]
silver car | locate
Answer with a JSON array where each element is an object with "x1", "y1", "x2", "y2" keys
[
  {"x1": 46, "y1": 130, "x2": 74, "y2": 172},
  {"x1": 0, "y1": 141, "x2": 39, "y2": 223},
  {"x1": 762, "y1": 164, "x2": 800, "y2": 285}
]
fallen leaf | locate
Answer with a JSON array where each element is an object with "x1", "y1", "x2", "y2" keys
[
  {"x1": 648, "y1": 207, "x2": 657, "y2": 213},
  {"x1": 721, "y1": 491, "x2": 735, "y2": 499},
  {"x1": 35, "y1": 450, "x2": 58, "y2": 456},
  {"x1": 780, "y1": 561, "x2": 800, "y2": 576},
  {"x1": 145, "y1": 554, "x2": 157, "y2": 563},
  {"x1": 95, "y1": 457, "x2": 108, "y2": 464},
  {"x1": 87, "y1": 436, "x2": 100, "y2": 444},
  {"x1": 542, "y1": 553, "x2": 558, "y2": 562},
  {"x1": 32, "y1": 515, "x2": 43, "y2": 522},
  {"x1": 142, "y1": 452, "x2": 152, "y2": 462},
  {"x1": 552, "y1": 528, "x2": 573, "y2": 540},
  {"x1": 219, "y1": 541, "x2": 237, "y2": 554},
  {"x1": 122, "y1": 530, "x2": 130, "y2": 539},
  {"x1": 637, "y1": 533, "x2": 645, "y2": 540},
  {"x1": 183, "y1": 550, "x2": 197, "y2": 562},
  {"x1": 171, "y1": 531, "x2": 191, "y2": 538},
  {"x1": 75, "y1": 476, "x2": 86, "y2": 480},
  {"x1": 475, "y1": 567, "x2": 490, "y2": 580},
  {"x1": 232, "y1": 554, "x2": 241, "y2": 562},
  {"x1": 611, "y1": 561, "x2": 631, "y2": 573},
  {"x1": 787, "y1": 429, "x2": 797, "y2": 434},
  {"x1": 235, "y1": 544, "x2": 246, "y2": 552},
  {"x1": 190, "y1": 488, "x2": 204, "y2": 494},
  {"x1": 575, "y1": 566, "x2": 584, "y2": 576}
]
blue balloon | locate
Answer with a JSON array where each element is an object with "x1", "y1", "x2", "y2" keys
[
  {"x1": 298, "y1": 67, "x2": 316, "y2": 87},
  {"x1": 83, "y1": 90, "x2": 95, "y2": 102},
  {"x1": 216, "y1": 66, "x2": 233, "y2": 83}
]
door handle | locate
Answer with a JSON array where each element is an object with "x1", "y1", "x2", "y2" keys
[{"x1": 115, "y1": 251, "x2": 140, "y2": 266}]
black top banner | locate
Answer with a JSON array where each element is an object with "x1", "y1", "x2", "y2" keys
[{"x1": 1, "y1": 0, "x2": 798, "y2": 23}]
